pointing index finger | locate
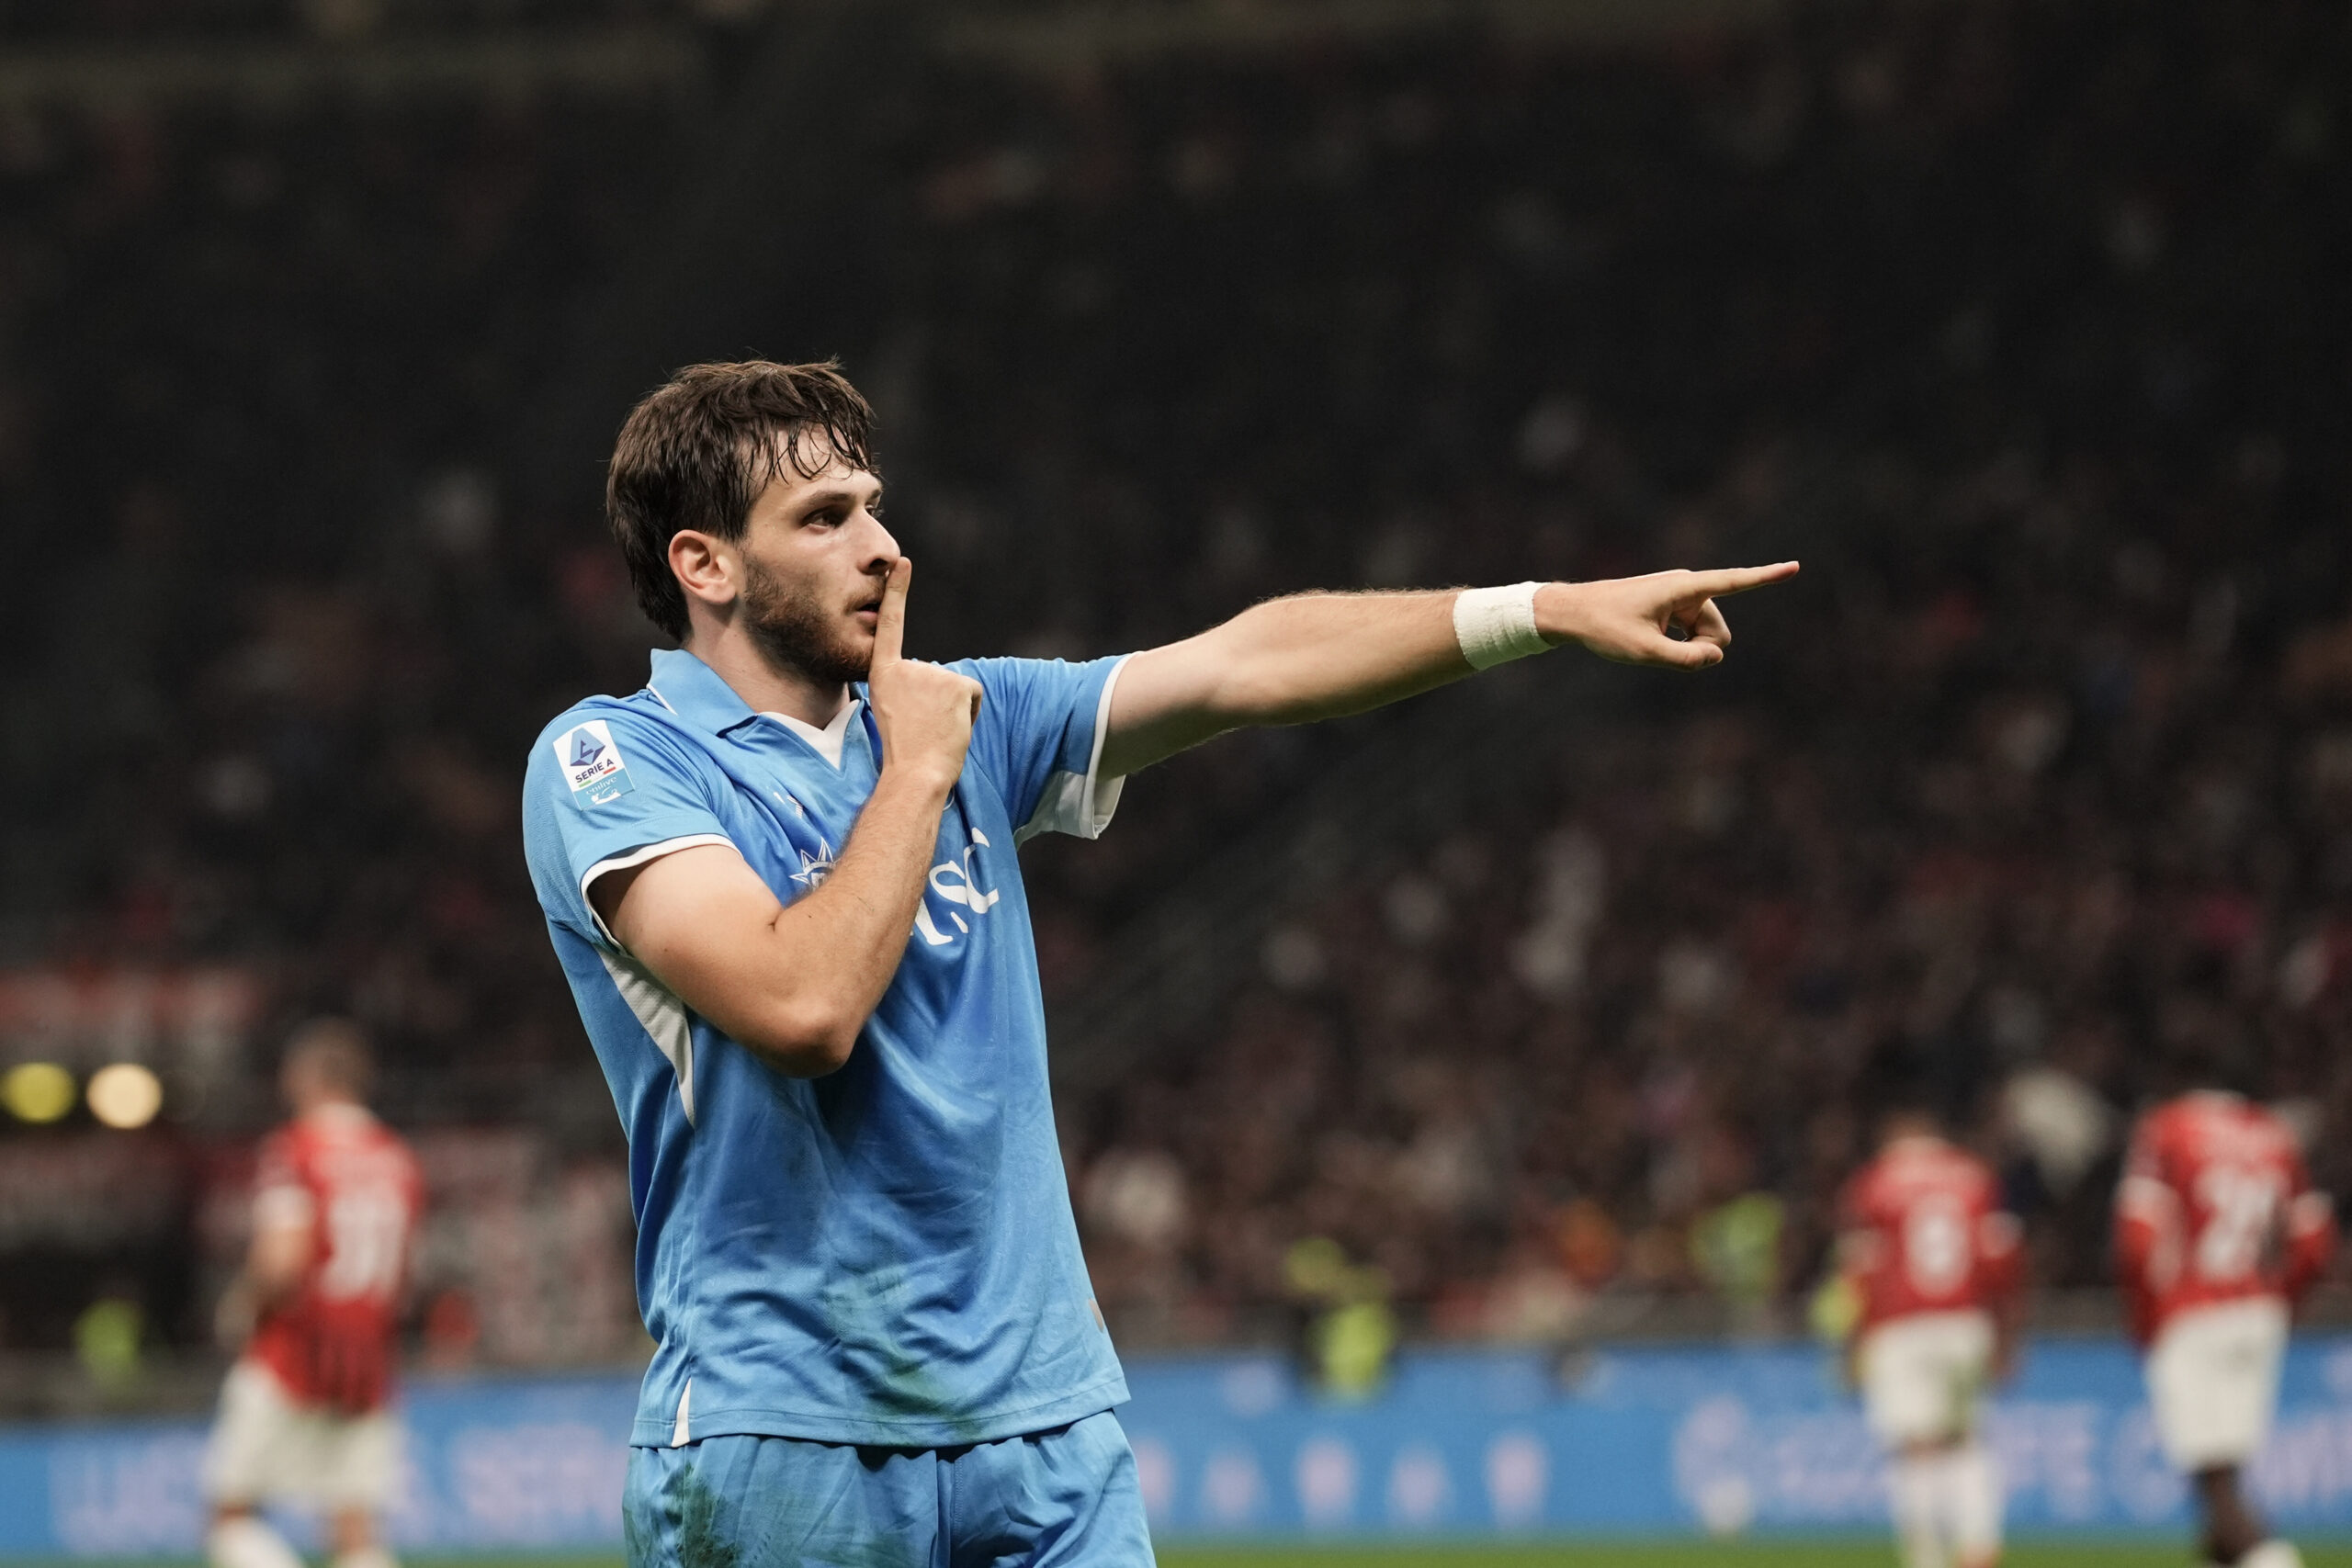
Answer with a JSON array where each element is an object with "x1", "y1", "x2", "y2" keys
[
  {"x1": 872, "y1": 557, "x2": 910, "y2": 666},
  {"x1": 1681, "y1": 560, "x2": 1801, "y2": 600}
]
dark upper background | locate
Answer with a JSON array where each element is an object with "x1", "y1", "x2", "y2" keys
[{"x1": 0, "y1": 0, "x2": 2347, "y2": 1371}]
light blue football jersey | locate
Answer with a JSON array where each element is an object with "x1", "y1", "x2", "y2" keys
[{"x1": 522, "y1": 646, "x2": 1132, "y2": 1450}]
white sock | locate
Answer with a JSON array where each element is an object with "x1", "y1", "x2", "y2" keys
[
  {"x1": 333, "y1": 1548, "x2": 398, "y2": 1568},
  {"x1": 2239, "y1": 1544, "x2": 2305, "y2": 1568},
  {"x1": 1889, "y1": 1451, "x2": 1951, "y2": 1568},
  {"x1": 1941, "y1": 1439, "x2": 2003, "y2": 1566},
  {"x1": 208, "y1": 1517, "x2": 304, "y2": 1568}
]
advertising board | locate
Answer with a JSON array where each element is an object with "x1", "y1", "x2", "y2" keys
[{"x1": 7, "y1": 1337, "x2": 2352, "y2": 1551}]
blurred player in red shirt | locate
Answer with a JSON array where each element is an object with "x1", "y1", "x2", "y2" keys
[
  {"x1": 204, "y1": 1021, "x2": 423, "y2": 1568},
  {"x1": 2115, "y1": 1073, "x2": 2335, "y2": 1568},
  {"x1": 1836, "y1": 1091, "x2": 2023, "y2": 1568}
]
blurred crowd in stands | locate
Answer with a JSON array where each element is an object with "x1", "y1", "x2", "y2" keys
[
  {"x1": 0, "y1": 0, "x2": 746, "y2": 42},
  {"x1": 0, "y1": 0, "x2": 2346, "y2": 1366},
  {"x1": 0, "y1": 35, "x2": 689, "y2": 1367}
]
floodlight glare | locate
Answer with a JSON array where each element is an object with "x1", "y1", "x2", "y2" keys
[
  {"x1": 86, "y1": 1064, "x2": 164, "y2": 1130},
  {"x1": 2, "y1": 1062, "x2": 77, "y2": 1123}
]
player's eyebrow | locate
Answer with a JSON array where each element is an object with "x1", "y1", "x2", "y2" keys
[{"x1": 793, "y1": 480, "x2": 881, "y2": 518}]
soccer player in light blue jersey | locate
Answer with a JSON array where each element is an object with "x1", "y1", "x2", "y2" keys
[{"x1": 522, "y1": 359, "x2": 1795, "y2": 1566}]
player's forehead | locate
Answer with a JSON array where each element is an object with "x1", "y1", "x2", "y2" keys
[{"x1": 752, "y1": 425, "x2": 881, "y2": 508}]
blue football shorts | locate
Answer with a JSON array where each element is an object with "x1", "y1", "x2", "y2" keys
[{"x1": 623, "y1": 1410, "x2": 1156, "y2": 1568}]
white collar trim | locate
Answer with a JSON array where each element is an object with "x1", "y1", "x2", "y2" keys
[{"x1": 763, "y1": 699, "x2": 861, "y2": 769}]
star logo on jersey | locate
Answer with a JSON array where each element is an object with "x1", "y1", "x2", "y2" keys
[{"x1": 790, "y1": 840, "x2": 836, "y2": 889}]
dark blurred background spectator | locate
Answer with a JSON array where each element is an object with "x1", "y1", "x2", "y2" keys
[{"x1": 0, "y1": 0, "x2": 2346, "y2": 1378}]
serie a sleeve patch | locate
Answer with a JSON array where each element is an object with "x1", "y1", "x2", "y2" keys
[{"x1": 552, "y1": 718, "x2": 637, "y2": 809}]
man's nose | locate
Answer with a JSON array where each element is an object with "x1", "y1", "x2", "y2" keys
[{"x1": 861, "y1": 515, "x2": 901, "y2": 573}]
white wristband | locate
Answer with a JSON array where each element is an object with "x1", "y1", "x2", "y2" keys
[{"x1": 1453, "y1": 581, "x2": 1549, "y2": 671}]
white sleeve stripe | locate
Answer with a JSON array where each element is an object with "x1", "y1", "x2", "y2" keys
[
  {"x1": 1015, "y1": 654, "x2": 1134, "y2": 844},
  {"x1": 580, "y1": 833, "x2": 737, "y2": 947},
  {"x1": 1081, "y1": 653, "x2": 1133, "y2": 832},
  {"x1": 601, "y1": 949, "x2": 697, "y2": 1126}
]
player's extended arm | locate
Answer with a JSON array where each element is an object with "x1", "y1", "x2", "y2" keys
[
  {"x1": 243, "y1": 1166, "x2": 317, "y2": 1316},
  {"x1": 214, "y1": 1175, "x2": 311, "y2": 1346},
  {"x1": 2112, "y1": 1122, "x2": 2178, "y2": 1341},
  {"x1": 1101, "y1": 564, "x2": 1800, "y2": 777},
  {"x1": 2113, "y1": 1126, "x2": 2175, "y2": 1287},
  {"x1": 591, "y1": 560, "x2": 983, "y2": 1077},
  {"x1": 245, "y1": 1211, "x2": 312, "y2": 1306}
]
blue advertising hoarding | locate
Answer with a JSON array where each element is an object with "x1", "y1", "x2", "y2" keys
[
  {"x1": 7, "y1": 1336, "x2": 2352, "y2": 1552},
  {"x1": 1, "y1": 1373, "x2": 630, "y2": 1555},
  {"x1": 1119, "y1": 1337, "x2": 2352, "y2": 1537}
]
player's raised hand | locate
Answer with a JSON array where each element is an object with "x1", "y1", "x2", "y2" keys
[
  {"x1": 865, "y1": 557, "x2": 983, "y2": 791},
  {"x1": 1540, "y1": 561, "x2": 1800, "y2": 670}
]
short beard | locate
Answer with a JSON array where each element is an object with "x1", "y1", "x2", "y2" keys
[{"x1": 741, "y1": 556, "x2": 869, "y2": 687}]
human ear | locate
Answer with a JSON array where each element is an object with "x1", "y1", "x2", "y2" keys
[{"x1": 668, "y1": 530, "x2": 739, "y2": 610}]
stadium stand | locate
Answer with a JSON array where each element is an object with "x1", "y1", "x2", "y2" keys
[{"x1": 0, "y1": 0, "x2": 2346, "y2": 1381}]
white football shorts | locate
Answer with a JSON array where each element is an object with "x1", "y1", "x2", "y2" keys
[
  {"x1": 201, "y1": 1358, "x2": 401, "y2": 1509},
  {"x1": 1860, "y1": 1309, "x2": 1996, "y2": 1447},
  {"x1": 2146, "y1": 1295, "x2": 2290, "y2": 1472}
]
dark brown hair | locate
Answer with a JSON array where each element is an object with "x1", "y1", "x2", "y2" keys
[
  {"x1": 606, "y1": 360, "x2": 877, "y2": 639},
  {"x1": 284, "y1": 1017, "x2": 374, "y2": 1099}
]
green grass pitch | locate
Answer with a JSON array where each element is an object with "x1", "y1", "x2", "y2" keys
[
  {"x1": 307, "y1": 1546, "x2": 2352, "y2": 1568},
  {"x1": 1152, "y1": 1547, "x2": 2346, "y2": 1568}
]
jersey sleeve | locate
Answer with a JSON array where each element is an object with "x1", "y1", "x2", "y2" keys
[
  {"x1": 2113, "y1": 1114, "x2": 2177, "y2": 1337},
  {"x1": 251, "y1": 1132, "x2": 315, "y2": 1234},
  {"x1": 523, "y1": 707, "x2": 737, "y2": 948},
  {"x1": 957, "y1": 655, "x2": 1134, "y2": 843}
]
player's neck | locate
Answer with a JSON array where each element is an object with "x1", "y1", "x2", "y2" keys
[{"x1": 683, "y1": 626, "x2": 854, "y2": 729}]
